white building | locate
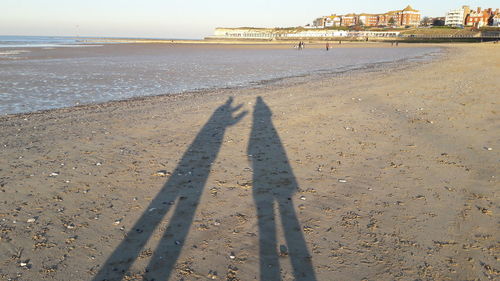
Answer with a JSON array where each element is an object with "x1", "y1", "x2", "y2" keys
[
  {"x1": 324, "y1": 15, "x2": 342, "y2": 27},
  {"x1": 493, "y1": 14, "x2": 500, "y2": 27},
  {"x1": 445, "y1": 5, "x2": 470, "y2": 27}
]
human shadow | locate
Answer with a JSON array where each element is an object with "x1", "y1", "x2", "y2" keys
[
  {"x1": 249, "y1": 97, "x2": 317, "y2": 281},
  {"x1": 93, "y1": 97, "x2": 246, "y2": 281}
]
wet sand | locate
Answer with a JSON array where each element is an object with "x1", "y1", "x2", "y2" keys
[
  {"x1": 0, "y1": 41, "x2": 437, "y2": 61},
  {"x1": 0, "y1": 43, "x2": 498, "y2": 281}
]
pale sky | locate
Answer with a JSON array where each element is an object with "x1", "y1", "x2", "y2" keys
[{"x1": 1, "y1": 0, "x2": 498, "y2": 39}]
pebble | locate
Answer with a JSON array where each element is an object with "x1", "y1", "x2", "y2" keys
[
  {"x1": 229, "y1": 252, "x2": 236, "y2": 259},
  {"x1": 485, "y1": 147, "x2": 493, "y2": 151},
  {"x1": 50, "y1": 172, "x2": 59, "y2": 177},
  {"x1": 207, "y1": 270, "x2": 218, "y2": 279},
  {"x1": 279, "y1": 245, "x2": 289, "y2": 256},
  {"x1": 338, "y1": 179, "x2": 347, "y2": 183},
  {"x1": 300, "y1": 196, "x2": 306, "y2": 200},
  {"x1": 113, "y1": 219, "x2": 122, "y2": 225},
  {"x1": 27, "y1": 218, "x2": 36, "y2": 223},
  {"x1": 444, "y1": 186, "x2": 455, "y2": 192},
  {"x1": 156, "y1": 170, "x2": 168, "y2": 176},
  {"x1": 175, "y1": 240, "x2": 181, "y2": 245},
  {"x1": 96, "y1": 162, "x2": 102, "y2": 166}
]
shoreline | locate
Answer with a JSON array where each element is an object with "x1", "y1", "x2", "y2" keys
[
  {"x1": 0, "y1": 42, "x2": 445, "y2": 118},
  {"x1": 0, "y1": 43, "x2": 498, "y2": 280}
]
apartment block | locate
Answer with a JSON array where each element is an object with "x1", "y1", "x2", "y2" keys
[
  {"x1": 314, "y1": 5, "x2": 421, "y2": 28},
  {"x1": 445, "y1": 6, "x2": 471, "y2": 27},
  {"x1": 446, "y1": 6, "x2": 500, "y2": 28}
]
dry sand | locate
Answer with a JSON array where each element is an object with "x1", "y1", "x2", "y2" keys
[{"x1": 0, "y1": 43, "x2": 498, "y2": 281}]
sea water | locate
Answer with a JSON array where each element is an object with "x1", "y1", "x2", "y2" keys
[
  {"x1": 0, "y1": 35, "x2": 83, "y2": 48},
  {"x1": 0, "y1": 40, "x2": 442, "y2": 115}
]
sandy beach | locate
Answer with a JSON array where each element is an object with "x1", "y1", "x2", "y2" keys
[{"x1": 0, "y1": 43, "x2": 498, "y2": 281}]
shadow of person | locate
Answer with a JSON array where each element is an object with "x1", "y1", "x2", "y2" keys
[
  {"x1": 249, "y1": 97, "x2": 317, "y2": 281},
  {"x1": 93, "y1": 97, "x2": 247, "y2": 281}
]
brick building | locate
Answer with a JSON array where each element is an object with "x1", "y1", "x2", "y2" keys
[
  {"x1": 313, "y1": 5, "x2": 421, "y2": 28},
  {"x1": 358, "y1": 14, "x2": 379, "y2": 26},
  {"x1": 465, "y1": 8, "x2": 496, "y2": 28},
  {"x1": 342, "y1": 14, "x2": 357, "y2": 26},
  {"x1": 399, "y1": 5, "x2": 421, "y2": 26}
]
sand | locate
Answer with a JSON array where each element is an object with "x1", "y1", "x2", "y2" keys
[{"x1": 0, "y1": 43, "x2": 498, "y2": 281}]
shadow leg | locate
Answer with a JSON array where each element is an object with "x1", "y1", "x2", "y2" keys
[
  {"x1": 255, "y1": 198, "x2": 281, "y2": 280},
  {"x1": 143, "y1": 186, "x2": 203, "y2": 281},
  {"x1": 249, "y1": 96, "x2": 317, "y2": 281},
  {"x1": 93, "y1": 98, "x2": 246, "y2": 281},
  {"x1": 278, "y1": 198, "x2": 317, "y2": 281}
]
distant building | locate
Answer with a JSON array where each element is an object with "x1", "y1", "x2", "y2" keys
[
  {"x1": 314, "y1": 5, "x2": 421, "y2": 28},
  {"x1": 446, "y1": 6, "x2": 500, "y2": 28},
  {"x1": 445, "y1": 6, "x2": 470, "y2": 27},
  {"x1": 313, "y1": 17, "x2": 326, "y2": 27},
  {"x1": 358, "y1": 14, "x2": 379, "y2": 26},
  {"x1": 493, "y1": 14, "x2": 500, "y2": 27},
  {"x1": 399, "y1": 5, "x2": 421, "y2": 26},
  {"x1": 378, "y1": 12, "x2": 398, "y2": 27},
  {"x1": 342, "y1": 14, "x2": 358, "y2": 26},
  {"x1": 465, "y1": 8, "x2": 492, "y2": 28},
  {"x1": 323, "y1": 15, "x2": 342, "y2": 27}
]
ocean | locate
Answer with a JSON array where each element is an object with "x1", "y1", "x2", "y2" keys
[
  {"x1": 0, "y1": 35, "x2": 85, "y2": 48},
  {"x1": 0, "y1": 36, "x2": 442, "y2": 115}
]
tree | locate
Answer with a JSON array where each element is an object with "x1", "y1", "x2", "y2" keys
[
  {"x1": 421, "y1": 17, "x2": 431, "y2": 26},
  {"x1": 432, "y1": 18, "x2": 445, "y2": 26},
  {"x1": 388, "y1": 18, "x2": 396, "y2": 26}
]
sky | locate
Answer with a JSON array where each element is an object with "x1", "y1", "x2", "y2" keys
[{"x1": 1, "y1": 1, "x2": 498, "y2": 39}]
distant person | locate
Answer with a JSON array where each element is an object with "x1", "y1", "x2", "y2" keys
[
  {"x1": 339, "y1": 40, "x2": 342, "y2": 44},
  {"x1": 391, "y1": 41, "x2": 394, "y2": 46},
  {"x1": 396, "y1": 41, "x2": 399, "y2": 46},
  {"x1": 326, "y1": 42, "x2": 329, "y2": 51}
]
